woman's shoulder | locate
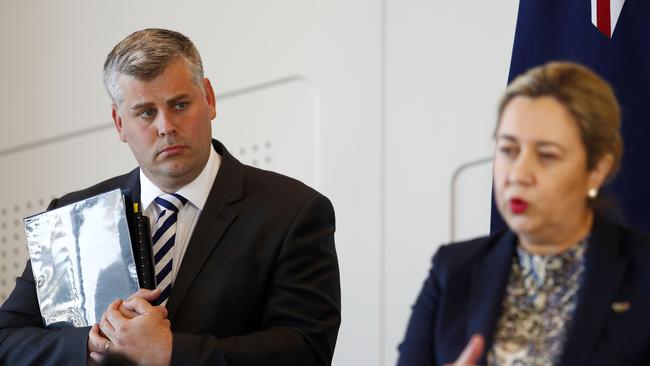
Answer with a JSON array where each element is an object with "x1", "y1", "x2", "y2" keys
[
  {"x1": 432, "y1": 229, "x2": 515, "y2": 275},
  {"x1": 595, "y1": 214, "x2": 650, "y2": 256},
  {"x1": 612, "y1": 222, "x2": 650, "y2": 260}
]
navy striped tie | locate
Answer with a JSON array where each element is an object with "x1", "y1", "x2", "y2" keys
[{"x1": 152, "y1": 193, "x2": 187, "y2": 305}]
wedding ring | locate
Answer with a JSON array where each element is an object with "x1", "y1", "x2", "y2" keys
[{"x1": 104, "y1": 340, "x2": 112, "y2": 352}]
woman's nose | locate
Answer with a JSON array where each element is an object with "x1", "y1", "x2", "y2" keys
[{"x1": 507, "y1": 153, "x2": 534, "y2": 185}]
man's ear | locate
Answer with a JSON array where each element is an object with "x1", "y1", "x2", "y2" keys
[
  {"x1": 112, "y1": 104, "x2": 127, "y2": 143},
  {"x1": 203, "y1": 78, "x2": 217, "y2": 120}
]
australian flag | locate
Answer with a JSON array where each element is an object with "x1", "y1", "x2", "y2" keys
[{"x1": 492, "y1": 0, "x2": 650, "y2": 233}]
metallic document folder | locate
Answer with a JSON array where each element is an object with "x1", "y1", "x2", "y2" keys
[{"x1": 24, "y1": 189, "x2": 140, "y2": 327}]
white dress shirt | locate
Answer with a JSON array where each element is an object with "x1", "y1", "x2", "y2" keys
[{"x1": 139, "y1": 145, "x2": 221, "y2": 285}]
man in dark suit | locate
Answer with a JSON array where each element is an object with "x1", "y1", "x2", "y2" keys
[{"x1": 0, "y1": 28, "x2": 340, "y2": 366}]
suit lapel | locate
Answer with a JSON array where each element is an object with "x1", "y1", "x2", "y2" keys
[
  {"x1": 466, "y1": 231, "x2": 516, "y2": 364},
  {"x1": 559, "y1": 215, "x2": 628, "y2": 366},
  {"x1": 166, "y1": 140, "x2": 244, "y2": 319}
]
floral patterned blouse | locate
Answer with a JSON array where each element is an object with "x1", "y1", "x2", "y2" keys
[{"x1": 487, "y1": 240, "x2": 588, "y2": 366}]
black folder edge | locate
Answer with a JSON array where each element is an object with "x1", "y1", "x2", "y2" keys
[{"x1": 122, "y1": 189, "x2": 156, "y2": 290}]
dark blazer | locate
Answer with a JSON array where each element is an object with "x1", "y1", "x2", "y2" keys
[
  {"x1": 398, "y1": 215, "x2": 650, "y2": 366},
  {"x1": 0, "y1": 140, "x2": 341, "y2": 366}
]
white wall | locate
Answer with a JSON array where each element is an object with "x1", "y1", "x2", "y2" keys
[
  {"x1": 384, "y1": 1, "x2": 519, "y2": 364},
  {"x1": 0, "y1": 1, "x2": 518, "y2": 364}
]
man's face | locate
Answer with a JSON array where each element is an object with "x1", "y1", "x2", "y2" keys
[{"x1": 112, "y1": 59, "x2": 216, "y2": 192}]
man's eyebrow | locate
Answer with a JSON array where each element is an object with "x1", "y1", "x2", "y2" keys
[
  {"x1": 130, "y1": 101, "x2": 155, "y2": 111},
  {"x1": 129, "y1": 94, "x2": 191, "y2": 111},
  {"x1": 167, "y1": 94, "x2": 191, "y2": 104}
]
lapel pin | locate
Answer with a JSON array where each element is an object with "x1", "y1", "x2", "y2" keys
[{"x1": 611, "y1": 301, "x2": 631, "y2": 313}]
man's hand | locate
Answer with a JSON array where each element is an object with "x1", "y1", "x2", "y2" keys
[
  {"x1": 445, "y1": 334, "x2": 484, "y2": 366},
  {"x1": 87, "y1": 288, "x2": 166, "y2": 364},
  {"x1": 120, "y1": 288, "x2": 161, "y2": 318},
  {"x1": 96, "y1": 298, "x2": 172, "y2": 366},
  {"x1": 88, "y1": 322, "x2": 111, "y2": 361}
]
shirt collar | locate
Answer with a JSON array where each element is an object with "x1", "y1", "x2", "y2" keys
[
  {"x1": 140, "y1": 144, "x2": 221, "y2": 211},
  {"x1": 516, "y1": 239, "x2": 588, "y2": 287}
]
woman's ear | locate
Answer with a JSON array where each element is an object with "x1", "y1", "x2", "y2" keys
[{"x1": 588, "y1": 153, "x2": 615, "y2": 192}]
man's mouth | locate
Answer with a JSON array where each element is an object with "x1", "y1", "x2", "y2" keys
[{"x1": 159, "y1": 145, "x2": 185, "y2": 156}]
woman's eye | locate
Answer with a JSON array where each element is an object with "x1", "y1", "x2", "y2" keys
[
  {"x1": 499, "y1": 146, "x2": 517, "y2": 157},
  {"x1": 539, "y1": 152, "x2": 559, "y2": 161}
]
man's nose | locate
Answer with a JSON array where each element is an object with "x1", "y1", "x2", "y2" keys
[{"x1": 156, "y1": 111, "x2": 177, "y2": 137}]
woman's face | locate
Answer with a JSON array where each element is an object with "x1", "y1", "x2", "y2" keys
[{"x1": 493, "y1": 96, "x2": 608, "y2": 247}]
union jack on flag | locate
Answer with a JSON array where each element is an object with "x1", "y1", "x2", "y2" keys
[{"x1": 591, "y1": 0, "x2": 625, "y2": 38}]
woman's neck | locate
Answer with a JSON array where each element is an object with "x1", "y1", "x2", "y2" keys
[{"x1": 518, "y1": 211, "x2": 594, "y2": 256}]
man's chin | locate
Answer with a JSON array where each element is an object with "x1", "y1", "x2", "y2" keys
[
  {"x1": 144, "y1": 164, "x2": 188, "y2": 180},
  {"x1": 160, "y1": 167, "x2": 191, "y2": 179},
  {"x1": 146, "y1": 156, "x2": 206, "y2": 186}
]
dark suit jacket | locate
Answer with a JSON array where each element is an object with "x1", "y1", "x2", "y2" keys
[
  {"x1": 0, "y1": 140, "x2": 341, "y2": 366},
  {"x1": 398, "y1": 215, "x2": 650, "y2": 366}
]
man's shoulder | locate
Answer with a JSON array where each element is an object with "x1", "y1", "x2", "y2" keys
[
  {"x1": 239, "y1": 164, "x2": 326, "y2": 210},
  {"x1": 216, "y1": 139, "x2": 324, "y2": 204},
  {"x1": 51, "y1": 169, "x2": 138, "y2": 208},
  {"x1": 243, "y1": 164, "x2": 318, "y2": 195}
]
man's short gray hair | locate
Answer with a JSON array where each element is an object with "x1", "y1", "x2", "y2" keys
[{"x1": 103, "y1": 28, "x2": 204, "y2": 105}]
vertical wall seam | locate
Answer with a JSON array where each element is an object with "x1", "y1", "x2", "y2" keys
[{"x1": 379, "y1": 0, "x2": 388, "y2": 364}]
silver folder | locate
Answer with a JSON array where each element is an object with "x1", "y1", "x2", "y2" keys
[{"x1": 24, "y1": 189, "x2": 140, "y2": 327}]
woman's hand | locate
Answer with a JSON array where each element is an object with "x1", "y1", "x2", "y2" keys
[{"x1": 445, "y1": 334, "x2": 484, "y2": 366}]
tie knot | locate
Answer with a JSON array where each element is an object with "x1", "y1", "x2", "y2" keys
[{"x1": 155, "y1": 193, "x2": 188, "y2": 213}]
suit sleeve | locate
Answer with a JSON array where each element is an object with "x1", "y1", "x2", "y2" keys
[
  {"x1": 397, "y1": 246, "x2": 447, "y2": 366},
  {"x1": 0, "y1": 261, "x2": 91, "y2": 365},
  {"x1": 171, "y1": 194, "x2": 341, "y2": 366},
  {"x1": 0, "y1": 198, "x2": 90, "y2": 365}
]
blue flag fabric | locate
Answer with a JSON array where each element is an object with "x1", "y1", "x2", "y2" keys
[{"x1": 491, "y1": 0, "x2": 650, "y2": 233}]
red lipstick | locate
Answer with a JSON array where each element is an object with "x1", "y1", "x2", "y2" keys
[{"x1": 510, "y1": 198, "x2": 528, "y2": 214}]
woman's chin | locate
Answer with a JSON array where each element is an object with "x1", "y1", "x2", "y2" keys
[{"x1": 505, "y1": 216, "x2": 539, "y2": 237}]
